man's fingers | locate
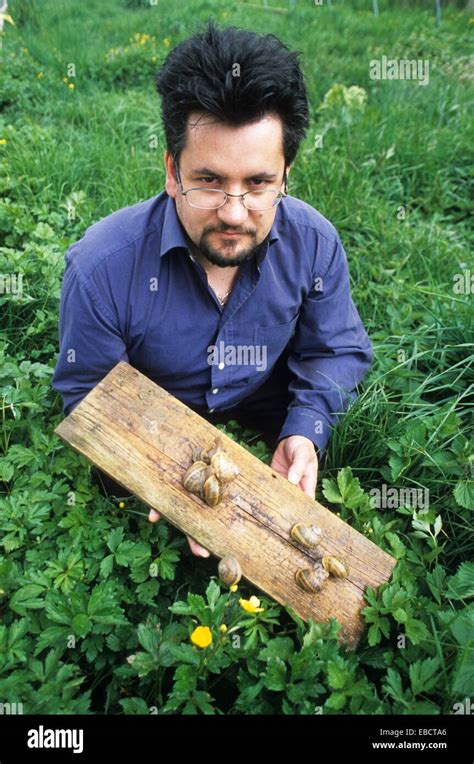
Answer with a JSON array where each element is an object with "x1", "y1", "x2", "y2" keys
[
  {"x1": 287, "y1": 453, "x2": 307, "y2": 485},
  {"x1": 148, "y1": 508, "x2": 161, "y2": 522},
  {"x1": 300, "y1": 472, "x2": 317, "y2": 498},
  {"x1": 187, "y1": 536, "x2": 210, "y2": 558}
]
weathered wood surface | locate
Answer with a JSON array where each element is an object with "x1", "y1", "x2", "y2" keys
[{"x1": 54, "y1": 361, "x2": 396, "y2": 648}]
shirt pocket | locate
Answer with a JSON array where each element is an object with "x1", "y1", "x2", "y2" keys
[{"x1": 256, "y1": 317, "x2": 298, "y2": 357}]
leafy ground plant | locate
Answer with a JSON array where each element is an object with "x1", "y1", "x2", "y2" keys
[{"x1": 0, "y1": 0, "x2": 472, "y2": 714}]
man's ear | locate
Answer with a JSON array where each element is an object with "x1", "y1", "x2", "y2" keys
[{"x1": 164, "y1": 150, "x2": 178, "y2": 198}]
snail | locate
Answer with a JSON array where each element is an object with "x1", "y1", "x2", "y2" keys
[
  {"x1": 206, "y1": 435, "x2": 224, "y2": 460},
  {"x1": 295, "y1": 562, "x2": 329, "y2": 593},
  {"x1": 290, "y1": 523, "x2": 322, "y2": 549},
  {"x1": 182, "y1": 460, "x2": 209, "y2": 495},
  {"x1": 201, "y1": 467, "x2": 223, "y2": 507},
  {"x1": 192, "y1": 435, "x2": 223, "y2": 464},
  {"x1": 192, "y1": 446, "x2": 209, "y2": 463},
  {"x1": 218, "y1": 555, "x2": 242, "y2": 586},
  {"x1": 210, "y1": 451, "x2": 239, "y2": 483},
  {"x1": 183, "y1": 435, "x2": 239, "y2": 506},
  {"x1": 322, "y1": 555, "x2": 349, "y2": 579}
]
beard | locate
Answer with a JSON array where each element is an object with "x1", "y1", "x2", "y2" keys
[{"x1": 193, "y1": 228, "x2": 270, "y2": 268}]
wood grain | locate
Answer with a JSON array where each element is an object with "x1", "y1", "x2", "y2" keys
[{"x1": 54, "y1": 361, "x2": 396, "y2": 648}]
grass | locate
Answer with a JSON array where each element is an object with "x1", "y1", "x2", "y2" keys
[{"x1": 0, "y1": 0, "x2": 472, "y2": 716}]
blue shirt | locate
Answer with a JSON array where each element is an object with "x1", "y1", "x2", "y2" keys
[{"x1": 51, "y1": 191, "x2": 373, "y2": 454}]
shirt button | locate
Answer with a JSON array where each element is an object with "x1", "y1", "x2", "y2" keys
[
  {"x1": 218, "y1": 362, "x2": 225, "y2": 370},
  {"x1": 212, "y1": 387, "x2": 219, "y2": 394}
]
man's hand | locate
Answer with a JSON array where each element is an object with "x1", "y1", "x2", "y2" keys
[
  {"x1": 147, "y1": 435, "x2": 318, "y2": 548},
  {"x1": 147, "y1": 508, "x2": 210, "y2": 557},
  {"x1": 271, "y1": 435, "x2": 319, "y2": 498}
]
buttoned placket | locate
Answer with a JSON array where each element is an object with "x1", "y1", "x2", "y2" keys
[{"x1": 185, "y1": 250, "x2": 265, "y2": 414}]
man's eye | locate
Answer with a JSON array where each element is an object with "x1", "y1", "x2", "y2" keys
[{"x1": 196, "y1": 177, "x2": 269, "y2": 186}]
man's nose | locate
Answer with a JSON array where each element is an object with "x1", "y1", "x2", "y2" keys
[{"x1": 216, "y1": 194, "x2": 249, "y2": 227}]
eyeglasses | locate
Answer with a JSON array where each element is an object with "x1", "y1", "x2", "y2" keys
[{"x1": 174, "y1": 161, "x2": 288, "y2": 211}]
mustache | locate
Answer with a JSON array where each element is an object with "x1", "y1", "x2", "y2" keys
[{"x1": 205, "y1": 227, "x2": 255, "y2": 235}]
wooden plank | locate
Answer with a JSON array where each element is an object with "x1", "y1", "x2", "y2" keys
[{"x1": 54, "y1": 361, "x2": 396, "y2": 648}]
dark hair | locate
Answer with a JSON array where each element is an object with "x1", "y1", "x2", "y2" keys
[{"x1": 155, "y1": 19, "x2": 309, "y2": 170}]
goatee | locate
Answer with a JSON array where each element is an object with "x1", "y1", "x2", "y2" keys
[{"x1": 196, "y1": 231, "x2": 269, "y2": 268}]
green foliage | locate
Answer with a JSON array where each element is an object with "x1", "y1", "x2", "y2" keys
[{"x1": 0, "y1": 0, "x2": 471, "y2": 715}]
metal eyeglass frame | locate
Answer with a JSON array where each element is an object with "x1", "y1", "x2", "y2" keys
[{"x1": 173, "y1": 160, "x2": 288, "y2": 210}]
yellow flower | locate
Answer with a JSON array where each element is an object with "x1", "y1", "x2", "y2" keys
[
  {"x1": 62, "y1": 77, "x2": 68, "y2": 83},
  {"x1": 37, "y1": 72, "x2": 44, "y2": 79},
  {"x1": 163, "y1": 37, "x2": 171, "y2": 47},
  {"x1": 190, "y1": 625, "x2": 212, "y2": 648},
  {"x1": 229, "y1": 584, "x2": 238, "y2": 593},
  {"x1": 0, "y1": 139, "x2": 7, "y2": 145},
  {"x1": 68, "y1": 83, "x2": 75, "y2": 89},
  {"x1": 219, "y1": 624, "x2": 228, "y2": 634},
  {"x1": 239, "y1": 595, "x2": 264, "y2": 613},
  {"x1": 118, "y1": 501, "x2": 125, "y2": 509},
  {"x1": 151, "y1": 55, "x2": 157, "y2": 63}
]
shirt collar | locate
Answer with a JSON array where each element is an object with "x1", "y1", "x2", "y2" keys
[
  {"x1": 159, "y1": 193, "x2": 280, "y2": 268},
  {"x1": 159, "y1": 193, "x2": 192, "y2": 256}
]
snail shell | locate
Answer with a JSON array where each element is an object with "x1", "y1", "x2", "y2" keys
[
  {"x1": 290, "y1": 523, "x2": 322, "y2": 548},
  {"x1": 191, "y1": 436, "x2": 224, "y2": 464},
  {"x1": 192, "y1": 447, "x2": 210, "y2": 463},
  {"x1": 210, "y1": 452, "x2": 239, "y2": 484},
  {"x1": 218, "y1": 556, "x2": 242, "y2": 586},
  {"x1": 182, "y1": 460, "x2": 208, "y2": 494},
  {"x1": 295, "y1": 563, "x2": 329, "y2": 593},
  {"x1": 322, "y1": 555, "x2": 349, "y2": 578},
  {"x1": 201, "y1": 467, "x2": 223, "y2": 507}
]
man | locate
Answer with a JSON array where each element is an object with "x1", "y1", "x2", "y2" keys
[{"x1": 51, "y1": 21, "x2": 372, "y2": 557}]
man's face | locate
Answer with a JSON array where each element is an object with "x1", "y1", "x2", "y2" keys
[{"x1": 164, "y1": 112, "x2": 289, "y2": 267}]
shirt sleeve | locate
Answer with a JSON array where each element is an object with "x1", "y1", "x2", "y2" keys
[
  {"x1": 51, "y1": 253, "x2": 129, "y2": 416},
  {"x1": 277, "y1": 231, "x2": 373, "y2": 455}
]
